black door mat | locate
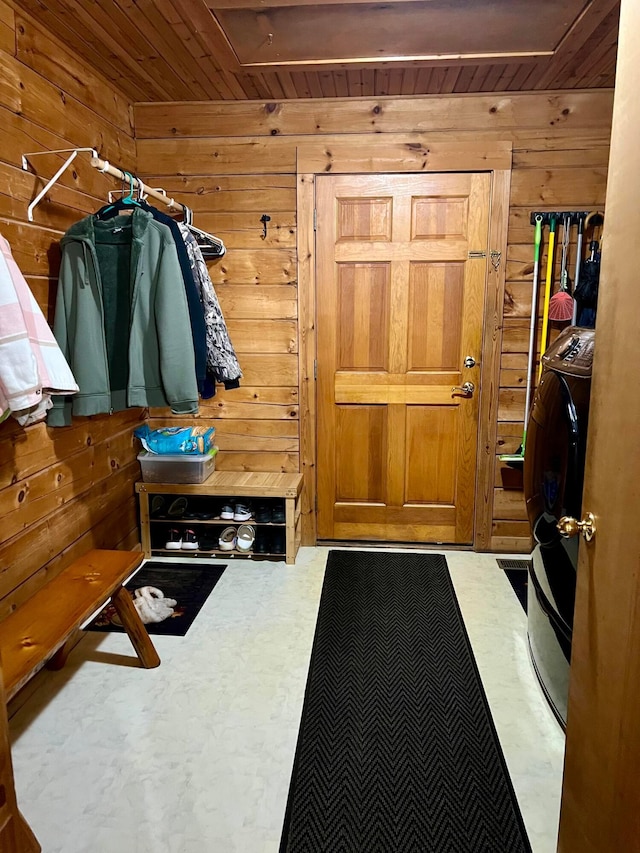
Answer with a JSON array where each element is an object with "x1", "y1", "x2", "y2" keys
[
  {"x1": 86, "y1": 561, "x2": 226, "y2": 637},
  {"x1": 280, "y1": 550, "x2": 531, "y2": 853},
  {"x1": 497, "y1": 559, "x2": 531, "y2": 614}
]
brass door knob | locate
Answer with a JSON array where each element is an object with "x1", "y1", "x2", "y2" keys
[{"x1": 557, "y1": 512, "x2": 596, "y2": 542}]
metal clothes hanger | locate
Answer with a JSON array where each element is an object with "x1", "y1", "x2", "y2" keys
[
  {"x1": 182, "y1": 204, "x2": 226, "y2": 258},
  {"x1": 107, "y1": 169, "x2": 129, "y2": 204}
]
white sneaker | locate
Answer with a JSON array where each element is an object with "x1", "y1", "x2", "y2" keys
[
  {"x1": 165, "y1": 529, "x2": 182, "y2": 550},
  {"x1": 220, "y1": 504, "x2": 234, "y2": 520},
  {"x1": 218, "y1": 526, "x2": 237, "y2": 550},
  {"x1": 236, "y1": 524, "x2": 255, "y2": 552},
  {"x1": 233, "y1": 503, "x2": 252, "y2": 522},
  {"x1": 181, "y1": 529, "x2": 199, "y2": 550}
]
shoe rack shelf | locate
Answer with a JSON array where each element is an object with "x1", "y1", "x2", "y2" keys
[{"x1": 135, "y1": 472, "x2": 303, "y2": 565}]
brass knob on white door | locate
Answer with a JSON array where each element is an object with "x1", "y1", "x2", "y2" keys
[{"x1": 557, "y1": 512, "x2": 596, "y2": 542}]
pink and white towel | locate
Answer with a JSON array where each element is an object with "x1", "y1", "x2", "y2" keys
[{"x1": 0, "y1": 234, "x2": 78, "y2": 426}]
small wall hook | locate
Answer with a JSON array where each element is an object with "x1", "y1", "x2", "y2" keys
[{"x1": 260, "y1": 214, "x2": 271, "y2": 240}]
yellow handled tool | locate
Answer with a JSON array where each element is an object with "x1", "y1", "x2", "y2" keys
[{"x1": 538, "y1": 215, "x2": 557, "y2": 380}]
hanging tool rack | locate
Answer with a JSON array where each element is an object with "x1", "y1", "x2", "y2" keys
[{"x1": 529, "y1": 211, "x2": 590, "y2": 225}]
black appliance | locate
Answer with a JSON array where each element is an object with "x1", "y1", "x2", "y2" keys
[{"x1": 523, "y1": 326, "x2": 595, "y2": 727}]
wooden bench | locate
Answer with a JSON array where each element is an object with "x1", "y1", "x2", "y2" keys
[
  {"x1": 0, "y1": 549, "x2": 160, "y2": 702},
  {"x1": 0, "y1": 549, "x2": 161, "y2": 851},
  {"x1": 0, "y1": 658, "x2": 41, "y2": 852}
]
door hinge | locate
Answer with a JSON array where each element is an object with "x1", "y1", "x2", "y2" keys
[
  {"x1": 313, "y1": 208, "x2": 317, "y2": 231},
  {"x1": 313, "y1": 359, "x2": 317, "y2": 380},
  {"x1": 468, "y1": 250, "x2": 487, "y2": 259}
]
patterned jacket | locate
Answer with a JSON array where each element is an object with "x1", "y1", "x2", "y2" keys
[{"x1": 179, "y1": 224, "x2": 242, "y2": 388}]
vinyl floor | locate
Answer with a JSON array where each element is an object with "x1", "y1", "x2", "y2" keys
[{"x1": 9, "y1": 547, "x2": 564, "y2": 853}]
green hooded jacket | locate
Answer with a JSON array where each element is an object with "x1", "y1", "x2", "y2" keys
[{"x1": 49, "y1": 208, "x2": 199, "y2": 426}]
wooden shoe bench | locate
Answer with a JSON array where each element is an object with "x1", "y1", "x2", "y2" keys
[{"x1": 136, "y1": 471, "x2": 304, "y2": 565}]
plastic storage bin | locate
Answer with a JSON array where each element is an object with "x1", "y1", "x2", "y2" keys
[{"x1": 137, "y1": 449, "x2": 217, "y2": 484}]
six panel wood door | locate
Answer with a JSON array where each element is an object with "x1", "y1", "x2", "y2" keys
[{"x1": 316, "y1": 173, "x2": 491, "y2": 543}]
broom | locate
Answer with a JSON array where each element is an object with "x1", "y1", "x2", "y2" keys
[
  {"x1": 549, "y1": 213, "x2": 574, "y2": 322},
  {"x1": 499, "y1": 214, "x2": 544, "y2": 468}
]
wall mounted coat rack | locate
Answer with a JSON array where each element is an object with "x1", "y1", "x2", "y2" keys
[
  {"x1": 21, "y1": 147, "x2": 185, "y2": 220},
  {"x1": 20, "y1": 147, "x2": 226, "y2": 258}
]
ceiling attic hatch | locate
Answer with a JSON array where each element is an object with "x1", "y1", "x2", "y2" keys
[{"x1": 208, "y1": 0, "x2": 583, "y2": 68}]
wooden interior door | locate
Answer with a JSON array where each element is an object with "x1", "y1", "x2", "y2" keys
[
  {"x1": 316, "y1": 173, "x2": 491, "y2": 544},
  {"x1": 558, "y1": 1, "x2": 640, "y2": 848}
]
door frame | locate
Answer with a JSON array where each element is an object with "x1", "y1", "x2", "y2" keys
[{"x1": 296, "y1": 139, "x2": 512, "y2": 549}]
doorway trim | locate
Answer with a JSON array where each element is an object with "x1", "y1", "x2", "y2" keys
[{"x1": 296, "y1": 138, "x2": 512, "y2": 550}]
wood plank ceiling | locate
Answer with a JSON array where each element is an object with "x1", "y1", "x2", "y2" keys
[{"x1": 12, "y1": 0, "x2": 618, "y2": 101}]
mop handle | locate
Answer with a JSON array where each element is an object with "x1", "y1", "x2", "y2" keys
[
  {"x1": 524, "y1": 215, "x2": 543, "y2": 429},
  {"x1": 572, "y1": 214, "x2": 585, "y2": 324},
  {"x1": 538, "y1": 216, "x2": 557, "y2": 380}
]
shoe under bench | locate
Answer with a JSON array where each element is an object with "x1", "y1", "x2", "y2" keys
[{"x1": 136, "y1": 472, "x2": 304, "y2": 565}]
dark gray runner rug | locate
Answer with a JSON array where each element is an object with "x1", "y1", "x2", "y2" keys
[{"x1": 280, "y1": 550, "x2": 531, "y2": 853}]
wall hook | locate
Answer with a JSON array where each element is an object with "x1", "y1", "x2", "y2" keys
[{"x1": 260, "y1": 214, "x2": 271, "y2": 240}]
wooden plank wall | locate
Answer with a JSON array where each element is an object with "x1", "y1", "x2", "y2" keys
[
  {"x1": 0, "y1": 2, "x2": 142, "y2": 618},
  {"x1": 136, "y1": 91, "x2": 612, "y2": 552}
]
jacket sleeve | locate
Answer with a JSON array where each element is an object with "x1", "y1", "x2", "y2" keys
[
  {"x1": 154, "y1": 234, "x2": 199, "y2": 414},
  {"x1": 47, "y1": 246, "x2": 75, "y2": 426},
  {"x1": 171, "y1": 224, "x2": 208, "y2": 390}
]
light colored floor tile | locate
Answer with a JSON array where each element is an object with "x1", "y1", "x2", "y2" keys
[
  {"x1": 446, "y1": 551, "x2": 565, "y2": 852},
  {"x1": 9, "y1": 547, "x2": 563, "y2": 852}
]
